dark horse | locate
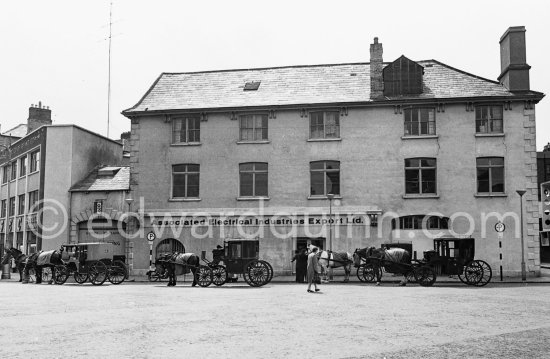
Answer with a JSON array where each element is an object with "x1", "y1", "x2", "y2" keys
[
  {"x1": 2, "y1": 247, "x2": 63, "y2": 284},
  {"x1": 353, "y1": 246, "x2": 411, "y2": 285},
  {"x1": 1, "y1": 248, "x2": 27, "y2": 282},
  {"x1": 153, "y1": 252, "x2": 200, "y2": 287}
]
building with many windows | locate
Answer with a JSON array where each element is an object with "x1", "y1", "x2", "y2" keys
[
  {"x1": 0, "y1": 105, "x2": 124, "y2": 255},
  {"x1": 123, "y1": 26, "x2": 544, "y2": 277}
]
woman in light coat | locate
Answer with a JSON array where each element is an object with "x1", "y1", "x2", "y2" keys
[{"x1": 307, "y1": 247, "x2": 320, "y2": 293}]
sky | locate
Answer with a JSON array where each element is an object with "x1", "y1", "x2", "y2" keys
[{"x1": 1, "y1": 0, "x2": 549, "y2": 148}]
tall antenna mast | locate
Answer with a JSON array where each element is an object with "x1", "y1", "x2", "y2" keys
[{"x1": 107, "y1": 0, "x2": 113, "y2": 138}]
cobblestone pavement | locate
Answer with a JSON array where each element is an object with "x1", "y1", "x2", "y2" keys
[{"x1": 1, "y1": 279, "x2": 549, "y2": 359}]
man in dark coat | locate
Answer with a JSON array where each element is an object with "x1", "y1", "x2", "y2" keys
[{"x1": 291, "y1": 249, "x2": 308, "y2": 283}]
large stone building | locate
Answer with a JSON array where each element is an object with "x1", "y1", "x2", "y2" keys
[
  {"x1": 0, "y1": 105, "x2": 124, "y2": 255},
  {"x1": 123, "y1": 26, "x2": 544, "y2": 277}
]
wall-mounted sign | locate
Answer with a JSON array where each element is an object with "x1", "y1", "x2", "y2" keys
[{"x1": 495, "y1": 222, "x2": 505, "y2": 233}]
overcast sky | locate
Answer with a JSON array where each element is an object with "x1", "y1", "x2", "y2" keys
[{"x1": 1, "y1": 0, "x2": 548, "y2": 148}]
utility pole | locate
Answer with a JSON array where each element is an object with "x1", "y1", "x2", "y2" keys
[{"x1": 106, "y1": 0, "x2": 113, "y2": 138}]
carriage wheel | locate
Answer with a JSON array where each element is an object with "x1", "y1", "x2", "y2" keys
[
  {"x1": 358, "y1": 264, "x2": 378, "y2": 283},
  {"x1": 356, "y1": 266, "x2": 366, "y2": 282},
  {"x1": 195, "y1": 265, "x2": 213, "y2": 287},
  {"x1": 414, "y1": 266, "x2": 436, "y2": 287},
  {"x1": 41, "y1": 267, "x2": 53, "y2": 283},
  {"x1": 405, "y1": 269, "x2": 417, "y2": 284},
  {"x1": 211, "y1": 265, "x2": 227, "y2": 286},
  {"x1": 244, "y1": 260, "x2": 270, "y2": 287},
  {"x1": 464, "y1": 260, "x2": 492, "y2": 287},
  {"x1": 54, "y1": 265, "x2": 69, "y2": 285},
  {"x1": 263, "y1": 261, "x2": 274, "y2": 284},
  {"x1": 107, "y1": 261, "x2": 127, "y2": 285},
  {"x1": 89, "y1": 261, "x2": 107, "y2": 285},
  {"x1": 74, "y1": 272, "x2": 88, "y2": 284}
]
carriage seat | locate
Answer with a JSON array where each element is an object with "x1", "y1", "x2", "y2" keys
[{"x1": 423, "y1": 250, "x2": 439, "y2": 262}]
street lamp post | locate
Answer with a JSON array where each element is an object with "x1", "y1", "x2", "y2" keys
[
  {"x1": 1, "y1": 144, "x2": 11, "y2": 280},
  {"x1": 516, "y1": 190, "x2": 527, "y2": 282},
  {"x1": 327, "y1": 193, "x2": 335, "y2": 280},
  {"x1": 125, "y1": 198, "x2": 134, "y2": 275}
]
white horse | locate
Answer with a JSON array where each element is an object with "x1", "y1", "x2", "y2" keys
[{"x1": 308, "y1": 245, "x2": 353, "y2": 282}]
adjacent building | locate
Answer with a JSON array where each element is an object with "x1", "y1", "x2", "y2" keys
[
  {"x1": 0, "y1": 105, "x2": 124, "y2": 255},
  {"x1": 123, "y1": 26, "x2": 545, "y2": 277},
  {"x1": 69, "y1": 165, "x2": 131, "y2": 264}
]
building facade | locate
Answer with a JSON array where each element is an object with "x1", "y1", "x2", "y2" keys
[
  {"x1": 0, "y1": 107, "x2": 124, "y2": 255},
  {"x1": 123, "y1": 27, "x2": 544, "y2": 277},
  {"x1": 69, "y1": 166, "x2": 130, "y2": 264}
]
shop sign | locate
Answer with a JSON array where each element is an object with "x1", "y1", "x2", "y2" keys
[{"x1": 153, "y1": 215, "x2": 368, "y2": 227}]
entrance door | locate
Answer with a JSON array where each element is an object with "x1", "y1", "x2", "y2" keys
[{"x1": 296, "y1": 237, "x2": 325, "y2": 251}]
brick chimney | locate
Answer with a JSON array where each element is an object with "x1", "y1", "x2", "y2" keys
[
  {"x1": 370, "y1": 37, "x2": 384, "y2": 100},
  {"x1": 498, "y1": 26, "x2": 530, "y2": 92},
  {"x1": 27, "y1": 101, "x2": 52, "y2": 134}
]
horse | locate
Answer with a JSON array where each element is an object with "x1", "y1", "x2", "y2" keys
[
  {"x1": 309, "y1": 245, "x2": 353, "y2": 282},
  {"x1": 354, "y1": 246, "x2": 412, "y2": 285},
  {"x1": 153, "y1": 252, "x2": 201, "y2": 287},
  {"x1": 1, "y1": 248, "x2": 27, "y2": 282},
  {"x1": 16, "y1": 249, "x2": 63, "y2": 284}
]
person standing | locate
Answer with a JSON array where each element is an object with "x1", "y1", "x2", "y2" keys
[
  {"x1": 307, "y1": 247, "x2": 321, "y2": 293},
  {"x1": 291, "y1": 249, "x2": 308, "y2": 283}
]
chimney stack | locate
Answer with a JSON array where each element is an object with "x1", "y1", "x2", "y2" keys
[
  {"x1": 370, "y1": 37, "x2": 384, "y2": 100},
  {"x1": 498, "y1": 26, "x2": 530, "y2": 92},
  {"x1": 27, "y1": 101, "x2": 52, "y2": 134}
]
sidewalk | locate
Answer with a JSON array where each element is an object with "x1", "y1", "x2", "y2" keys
[{"x1": 3, "y1": 268, "x2": 550, "y2": 284}]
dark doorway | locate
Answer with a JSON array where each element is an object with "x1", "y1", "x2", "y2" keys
[{"x1": 296, "y1": 237, "x2": 325, "y2": 251}]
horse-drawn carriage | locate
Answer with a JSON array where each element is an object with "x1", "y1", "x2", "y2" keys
[
  {"x1": 353, "y1": 238, "x2": 492, "y2": 287},
  {"x1": 53, "y1": 242, "x2": 128, "y2": 285},
  {"x1": 420, "y1": 237, "x2": 492, "y2": 286},
  {"x1": 354, "y1": 243, "x2": 436, "y2": 287},
  {"x1": 202, "y1": 238, "x2": 274, "y2": 287}
]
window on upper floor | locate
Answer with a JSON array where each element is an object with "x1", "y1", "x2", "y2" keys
[
  {"x1": 2, "y1": 165, "x2": 8, "y2": 184},
  {"x1": 10, "y1": 161, "x2": 16, "y2": 181},
  {"x1": 1, "y1": 200, "x2": 6, "y2": 218},
  {"x1": 239, "y1": 114, "x2": 268, "y2": 141},
  {"x1": 18, "y1": 194, "x2": 25, "y2": 215},
  {"x1": 310, "y1": 161, "x2": 340, "y2": 196},
  {"x1": 310, "y1": 111, "x2": 340, "y2": 139},
  {"x1": 30, "y1": 150, "x2": 40, "y2": 173},
  {"x1": 172, "y1": 116, "x2": 200, "y2": 144},
  {"x1": 476, "y1": 157, "x2": 504, "y2": 194},
  {"x1": 405, "y1": 158, "x2": 437, "y2": 194},
  {"x1": 404, "y1": 108, "x2": 436, "y2": 136},
  {"x1": 476, "y1": 105, "x2": 503, "y2": 134},
  {"x1": 172, "y1": 164, "x2": 200, "y2": 199},
  {"x1": 8, "y1": 197, "x2": 15, "y2": 217},
  {"x1": 239, "y1": 163, "x2": 268, "y2": 197},
  {"x1": 19, "y1": 156, "x2": 27, "y2": 177},
  {"x1": 28, "y1": 190, "x2": 39, "y2": 212}
]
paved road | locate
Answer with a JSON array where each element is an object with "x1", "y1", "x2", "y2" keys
[{"x1": 1, "y1": 280, "x2": 549, "y2": 359}]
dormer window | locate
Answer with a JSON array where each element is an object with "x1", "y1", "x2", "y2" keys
[
  {"x1": 244, "y1": 81, "x2": 261, "y2": 91},
  {"x1": 383, "y1": 56, "x2": 424, "y2": 96}
]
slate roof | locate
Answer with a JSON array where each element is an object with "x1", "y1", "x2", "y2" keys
[
  {"x1": 2, "y1": 124, "x2": 27, "y2": 137},
  {"x1": 70, "y1": 166, "x2": 130, "y2": 192},
  {"x1": 123, "y1": 59, "x2": 543, "y2": 115}
]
